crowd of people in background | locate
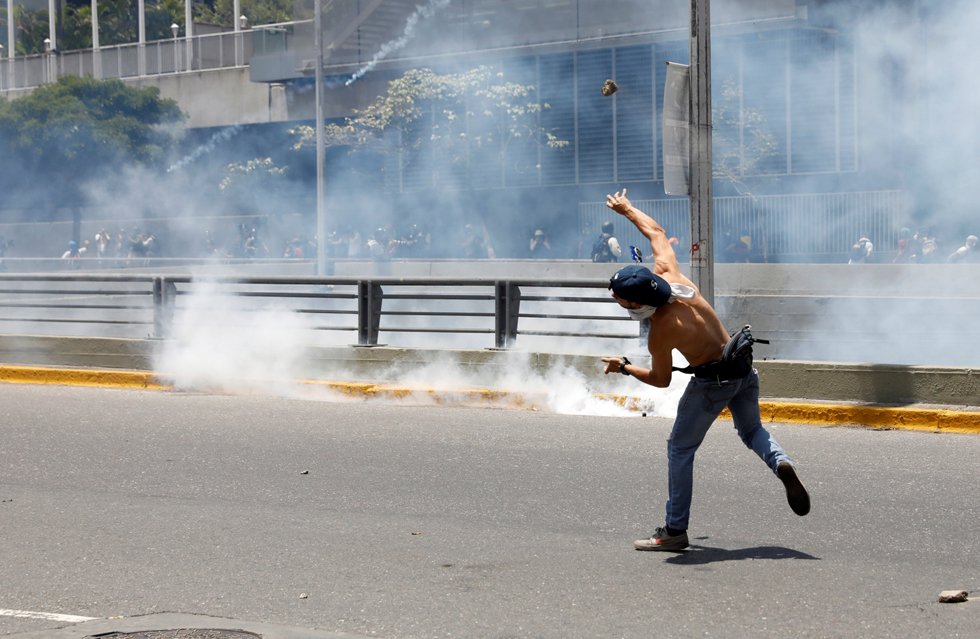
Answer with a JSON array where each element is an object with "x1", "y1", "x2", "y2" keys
[
  {"x1": 7, "y1": 218, "x2": 977, "y2": 269},
  {"x1": 59, "y1": 226, "x2": 160, "y2": 269},
  {"x1": 310, "y1": 223, "x2": 561, "y2": 262},
  {"x1": 850, "y1": 228, "x2": 980, "y2": 264}
]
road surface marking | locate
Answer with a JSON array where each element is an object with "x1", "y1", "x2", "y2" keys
[{"x1": 0, "y1": 609, "x2": 97, "y2": 623}]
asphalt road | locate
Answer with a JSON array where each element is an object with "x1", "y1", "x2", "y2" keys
[{"x1": 0, "y1": 384, "x2": 978, "y2": 639}]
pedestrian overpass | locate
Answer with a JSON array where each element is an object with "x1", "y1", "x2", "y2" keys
[
  {"x1": 0, "y1": 0, "x2": 805, "y2": 130},
  {"x1": 0, "y1": 21, "x2": 323, "y2": 129}
]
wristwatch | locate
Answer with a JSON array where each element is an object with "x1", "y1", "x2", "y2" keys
[{"x1": 620, "y1": 356, "x2": 632, "y2": 376}]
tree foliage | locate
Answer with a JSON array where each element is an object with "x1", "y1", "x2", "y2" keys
[
  {"x1": 193, "y1": 0, "x2": 292, "y2": 29},
  {"x1": 8, "y1": 6, "x2": 51, "y2": 55},
  {"x1": 0, "y1": 75, "x2": 185, "y2": 191},
  {"x1": 219, "y1": 157, "x2": 288, "y2": 196},
  {"x1": 289, "y1": 67, "x2": 568, "y2": 184},
  {"x1": 712, "y1": 76, "x2": 779, "y2": 196}
]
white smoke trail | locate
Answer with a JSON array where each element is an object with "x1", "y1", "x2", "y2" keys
[
  {"x1": 166, "y1": 125, "x2": 244, "y2": 173},
  {"x1": 345, "y1": 0, "x2": 452, "y2": 86}
]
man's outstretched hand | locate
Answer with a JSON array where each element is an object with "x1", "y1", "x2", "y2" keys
[
  {"x1": 606, "y1": 189, "x2": 633, "y2": 215},
  {"x1": 601, "y1": 357, "x2": 624, "y2": 375}
]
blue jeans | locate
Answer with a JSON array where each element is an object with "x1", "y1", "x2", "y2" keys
[{"x1": 665, "y1": 368, "x2": 791, "y2": 531}]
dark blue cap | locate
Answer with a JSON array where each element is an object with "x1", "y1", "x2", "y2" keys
[{"x1": 609, "y1": 264, "x2": 672, "y2": 307}]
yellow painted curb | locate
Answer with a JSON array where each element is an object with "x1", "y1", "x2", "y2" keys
[
  {"x1": 0, "y1": 365, "x2": 171, "y2": 390},
  {"x1": 754, "y1": 402, "x2": 980, "y2": 434},
  {"x1": 2, "y1": 365, "x2": 979, "y2": 433},
  {"x1": 303, "y1": 380, "x2": 550, "y2": 409}
]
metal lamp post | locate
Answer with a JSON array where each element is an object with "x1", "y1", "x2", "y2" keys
[
  {"x1": 43, "y1": 38, "x2": 53, "y2": 83},
  {"x1": 238, "y1": 15, "x2": 248, "y2": 67},
  {"x1": 314, "y1": 0, "x2": 327, "y2": 277},
  {"x1": 0, "y1": 44, "x2": 4, "y2": 92},
  {"x1": 171, "y1": 23, "x2": 179, "y2": 72}
]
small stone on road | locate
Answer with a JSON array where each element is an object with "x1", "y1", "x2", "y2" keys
[{"x1": 939, "y1": 590, "x2": 969, "y2": 603}]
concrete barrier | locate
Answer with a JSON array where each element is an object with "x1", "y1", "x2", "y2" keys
[{"x1": 2, "y1": 334, "x2": 977, "y2": 408}]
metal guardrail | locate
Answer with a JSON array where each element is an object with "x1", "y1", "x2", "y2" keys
[
  {"x1": 0, "y1": 23, "x2": 281, "y2": 92},
  {"x1": 0, "y1": 274, "x2": 636, "y2": 349},
  {"x1": 0, "y1": 257, "x2": 315, "y2": 272}
]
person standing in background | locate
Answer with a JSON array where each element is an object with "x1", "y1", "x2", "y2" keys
[
  {"x1": 848, "y1": 236, "x2": 873, "y2": 264},
  {"x1": 529, "y1": 229, "x2": 551, "y2": 257},
  {"x1": 591, "y1": 221, "x2": 622, "y2": 263},
  {"x1": 946, "y1": 235, "x2": 979, "y2": 264},
  {"x1": 915, "y1": 228, "x2": 941, "y2": 263},
  {"x1": 61, "y1": 240, "x2": 83, "y2": 269},
  {"x1": 893, "y1": 228, "x2": 915, "y2": 264}
]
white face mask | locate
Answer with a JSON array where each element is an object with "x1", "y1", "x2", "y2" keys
[
  {"x1": 626, "y1": 305, "x2": 658, "y2": 321},
  {"x1": 621, "y1": 283, "x2": 697, "y2": 321}
]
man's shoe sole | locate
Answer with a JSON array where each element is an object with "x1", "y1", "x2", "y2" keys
[
  {"x1": 777, "y1": 462, "x2": 811, "y2": 516},
  {"x1": 634, "y1": 537, "x2": 689, "y2": 551}
]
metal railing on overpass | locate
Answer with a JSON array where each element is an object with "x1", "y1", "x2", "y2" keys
[
  {"x1": 0, "y1": 20, "x2": 312, "y2": 93},
  {"x1": 0, "y1": 273, "x2": 638, "y2": 350},
  {"x1": 0, "y1": 257, "x2": 315, "y2": 273}
]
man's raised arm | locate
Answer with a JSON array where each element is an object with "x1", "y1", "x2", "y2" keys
[{"x1": 606, "y1": 188, "x2": 679, "y2": 275}]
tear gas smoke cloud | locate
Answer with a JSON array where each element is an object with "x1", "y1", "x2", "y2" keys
[
  {"x1": 150, "y1": 281, "x2": 687, "y2": 417},
  {"x1": 345, "y1": 0, "x2": 452, "y2": 86}
]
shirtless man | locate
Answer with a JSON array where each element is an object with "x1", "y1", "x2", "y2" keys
[
  {"x1": 599, "y1": 189, "x2": 809, "y2": 551},
  {"x1": 946, "y1": 235, "x2": 978, "y2": 264}
]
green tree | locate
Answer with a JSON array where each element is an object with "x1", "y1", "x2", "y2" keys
[
  {"x1": 146, "y1": 0, "x2": 189, "y2": 41},
  {"x1": 0, "y1": 75, "x2": 185, "y2": 200},
  {"x1": 0, "y1": 5, "x2": 52, "y2": 55},
  {"x1": 193, "y1": 0, "x2": 292, "y2": 28},
  {"x1": 59, "y1": 4, "x2": 93, "y2": 50},
  {"x1": 13, "y1": 6, "x2": 51, "y2": 55},
  {"x1": 289, "y1": 66, "x2": 568, "y2": 186}
]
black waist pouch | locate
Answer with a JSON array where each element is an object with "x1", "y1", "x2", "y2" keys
[{"x1": 673, "y1": 325, "x2": 768, "y2": 382}]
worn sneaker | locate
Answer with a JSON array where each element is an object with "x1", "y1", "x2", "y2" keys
[
  {"x1": 634, "y1": 527, "x2": 689, "y2": 551},
  {"x1": 777, "y1": 462, "x2": 811, "y2": 516}
]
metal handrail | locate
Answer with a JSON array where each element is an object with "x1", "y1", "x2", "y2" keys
[
  {"x1": 0, "y1": 22, "x2": 277, "y2": 91},
  {"x1": 0, "y1": 273, "x2": 637, "y2": 348}
]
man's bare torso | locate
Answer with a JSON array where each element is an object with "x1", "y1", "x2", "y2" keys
[
  {"x1": 649, "y1": 271, "x2": 730, "y2": 369},
  {"x1": 603, "y1": 189, "x2": 732, "y2": 375}
]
